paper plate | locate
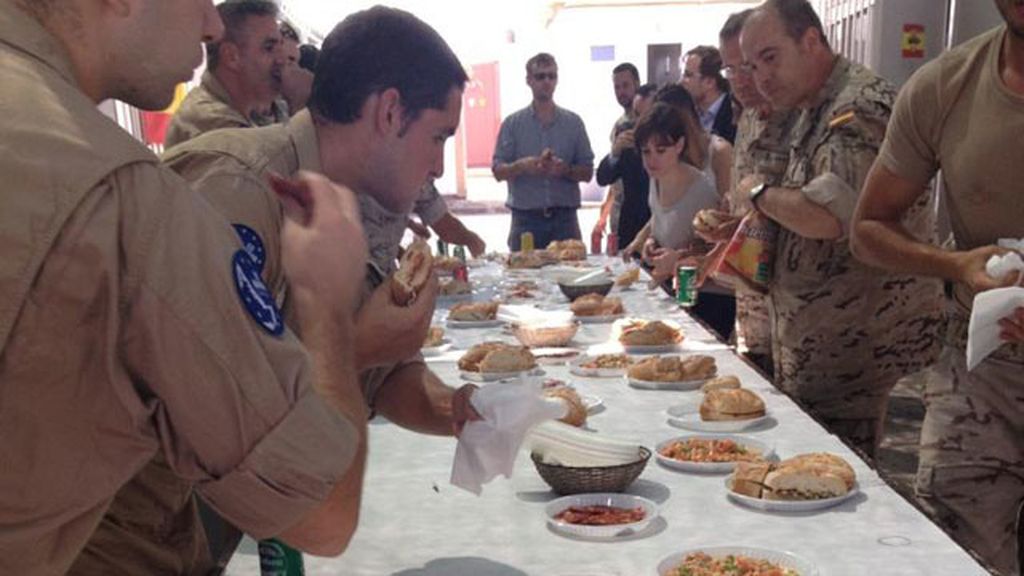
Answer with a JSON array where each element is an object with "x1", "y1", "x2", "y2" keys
[
  {"x1": 725, "y1": 477, "x2": 860, "y2": 513},
  {"x1": 545, "y1": 493, "x2": 658, "y2": 540},
  {"x1": 666, "y1": 405, "x2": 772, "y2": 433},
  {"x1": 574, "y1": 313, "x2": 626, "y2": 324},
  {"x1": 620, "y1": 342, "x2": 683, "y2": 355},
  {"x1": 657, "y1": 546, "x2": 818, "y2": 576},
  {"x1": 446, "y1": 318, "x2": 504, "y2": 329},
  {"x1": 654, "y1": 435, "x2": 773, "y2": 474},
  {"x1": 569, "y1": 356, "x2": 631, "y2": 378},
  {"x1": 420, "y1": 340, "x2": 453, "y2": 357},
  {"x1": 459, "y1": 367, "x2": 544, "y2": 382},
  {"x1": 626, "y1": 375, "x2": 708, "y2": 391}
]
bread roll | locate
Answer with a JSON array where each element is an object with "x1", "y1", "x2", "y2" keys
[
  {"x1": 699, "y1": 388, "x2": 765, "y2": 421},
  {"x1": 615, "y1": 267, "x2": 640, "y2": 287},
  {"x1": 423, "y1": 326, "x2": 445, "y2": 348},
  {"x1": 544, "y1": 386, "x2": 587, "y2": 427},
  {"x1": 448, "y1": 301, "x2": 499, "y2": 321},
  {"x1": 570, "y1": 294, "x2": 624, "y2": 317},
  {"x1": 618, "y1": 320, "x2": 682, "y2": 346},
  {"x1": 700, "y1": 375, "x2": 741, "y2": 393},
  {"x1": 458, "y1": 341, "x2": 536, "y2": 373},
  {"x1": 391, "y1": 237, "x2": 433, "y2": 305},
  {"x1": 731, "y1": 461, "x2": 772, "y2": 498},
  {"x1": 779, "y1": 452, "x2": 856, "y2": 490}
]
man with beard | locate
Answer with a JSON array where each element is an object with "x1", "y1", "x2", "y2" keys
[
  {"x1": 593, "y1": 62, "x2": 640, "y2": 249},
  {"x1": 852, "y1": 1, "x2": 1024, "y2": 571}
]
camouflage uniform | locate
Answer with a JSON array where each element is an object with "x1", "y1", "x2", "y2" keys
[
  {"x1": 877, "y1": 27, "x2": 1024, "y2": 574},
  {"x1": 164, "y1": 71, "x2": 254, "y2": 148},
  {"x1": 770, "y1": 57, "x2": 943, "y2": 456},
  {"x1": 728, "y1": 106, "x2": 798, "y2": 371}
]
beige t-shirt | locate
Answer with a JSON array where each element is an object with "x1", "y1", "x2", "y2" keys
[
  {"x1": 879, "y1": 25, "x2": 1024, "y2": 316},
  {"x1": 0, "y1": 6, "x2": 358, "y2": 574}
]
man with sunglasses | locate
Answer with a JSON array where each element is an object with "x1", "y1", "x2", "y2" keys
[{"x1": 493, "y1": 53, "x2": 594, "y2": 251}]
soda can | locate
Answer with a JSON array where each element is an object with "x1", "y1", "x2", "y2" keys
[
  {"x1": 676, "y1": 265, "x2": 698, "y2": 308},
  {"x1": 520, "y1": 231, "x2": 535, "y2": 253},
  {"x1": 453, "y1": 245, "x2": 467, "y2": 262},
  {"x1": 590, "y1": 228, "x2": 603, "y2": 255},
  {"x1": 606, "y1": 233, "x2": 618, "y2": 256},
  {"x1": 436, "y1": 239, "x2": 448, "y2": 257},
  {"x1": 258, "y1": 539, "x2": 305, "y2": 576}
]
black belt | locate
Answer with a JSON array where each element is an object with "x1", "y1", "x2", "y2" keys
[{"x1": 514, "y1": 206, "x2": 574, "y2": 218}]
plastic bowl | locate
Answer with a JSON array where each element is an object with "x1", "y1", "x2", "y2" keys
[{"x1": 557, "y1": 280, "x2": 614, "y2": 302}]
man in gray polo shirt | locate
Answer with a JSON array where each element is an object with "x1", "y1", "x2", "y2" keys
[{"x1": 493, "y1": 52, "x2": 594, "y2": 250}]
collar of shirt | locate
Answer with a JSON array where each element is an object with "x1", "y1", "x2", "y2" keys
[
  {"x1": 529, "y1": 102, "x2": 563, "y2": 127},
  {"x1": 286, "y1": 110, "x2": 322, "y2": 173},
  {"x1": 700, "y1": 93, "x2": 726, "y2": 132},
  {"x1": 0, "y1": 3, "x2": 77, "y2": 87}
]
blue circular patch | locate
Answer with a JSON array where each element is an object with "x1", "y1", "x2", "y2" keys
[
  {"x1": 232, "y1": 250, "x2": 284, "y2": 336},
  {"x1": 233, "y1": 224, "x2": 266, "y2": 273}
]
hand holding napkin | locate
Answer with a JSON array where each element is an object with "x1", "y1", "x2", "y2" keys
[{"x1": 968, "y1": 243, "x2": 1024, "y2": 370}]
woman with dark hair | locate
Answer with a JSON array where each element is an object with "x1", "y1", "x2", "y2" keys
[{"x1": 628, "y1": 99, "x2": 736, "y2": 341}]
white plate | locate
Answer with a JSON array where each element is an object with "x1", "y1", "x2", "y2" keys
[
  {"x1": 666, "y1": 405, "x2": 771, "y2": 433},
  {"x1": 725, "y1": 477, "x2": 860, "y2": 513},
  {"x1": 459, "y1": 367, "x2": 544, "y2": 382},
  {"x1": 580, "y1": 394, "x2": 603, "y2": 414},
  {"x1": 446, "y1": 318, "x2": 504, "y2": 329},
  {"x1": 574, "y1": 313, "x2": 625, "y2": 324},
  {"x1": 654, "y1": 435, "x2": 774, "y2": 474},
  {"x1": 569, "y1": 356, "x2": 630, "y2": 378},
  {"x1": 420, "y1": 340, "x2": 453, "y2": 357},
  {"x1": 657, "y1": 545, "x2": 818, "y2": 576},
  {"x1": 532, "y1": 347, "x2": 582, "y2": 365},
  {"x1": 621, "y1": 342, "x2": 683, "y2": 355},
  {"x1": 627, "y1": 375, "x2": 708, "y2": 391},
  {"x1": 545, "y1": 493, "x2": 658, "y2": 540}
]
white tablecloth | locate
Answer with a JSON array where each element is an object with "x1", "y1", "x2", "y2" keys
[{"x1": 226, "y1": 257, "x2": 987, "y2": 576}]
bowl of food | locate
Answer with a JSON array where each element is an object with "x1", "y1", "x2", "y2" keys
[
  {"x1": 531, "y1": 447, "x2": 651, "y2": 495},
  {"x1": 557, "y1": 279, "x2": 614, "y2": 302},
  {"x1": 512, "y1": 321, "x2": 579, "y2": 348}
]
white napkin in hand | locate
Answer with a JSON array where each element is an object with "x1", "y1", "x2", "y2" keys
[
  {"x1": 967, "y1": 286, "x2": 1024, "y2": 370},
  {"x1": 451, "y1": 379, "x2": 565, "y2": 495},
  {"x1": 985, "y1": 251, "x2": 1024, "y2": 282}
]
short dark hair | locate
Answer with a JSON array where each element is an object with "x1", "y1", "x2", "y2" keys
[
  {"x1": 280, "y1": 20, "x2": 300, "y2": 44},
  {"x1": 298, "y1": 44, "x2": 320, "y2": 73},
  {"x1": 685, "y1": 45, "x2": 730, "y2": 93},
  {"x1": 636, "y1": 82, "x2": 658, "y2": 99},
  {"x1": 205, "y1": 1, "x2": 279, "y2": 72},
  {"x1": 526, "y1": 53, "x2": 557, "y2": 74},
  {"x1": 720, "y1": 8, "x2": 755, "y2": 42},
  {"x1": 612, "y1": 62, "x2": 640, "y2": 84},
  {"x1": 761, "y1": 0, "x2": 830, "y2": 49},
  {"x1": 309, "y1": 6, "x2": 468, "y2": 130},
  {"x1": 634, "y1": 102, "x2": 702, "y2": 167}
]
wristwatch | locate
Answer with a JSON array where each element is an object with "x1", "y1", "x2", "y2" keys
[{"x1": 749, "y1": 182, "x2": 769, "y2": 212}]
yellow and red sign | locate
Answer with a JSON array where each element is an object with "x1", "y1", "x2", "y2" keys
[{"x1": 902, "y1": 24, "x2": 925, "y2": 59}]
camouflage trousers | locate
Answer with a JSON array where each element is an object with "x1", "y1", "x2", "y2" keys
[
  {"x1": 735, "y1": 292, "x2": 773, "y2": 375},
  {"x1": 916, "y1": 344, "x2": 1024, "y2": 576},
  {"x1": 782, "y1": 377, "x2": 894, "y2": 460}
]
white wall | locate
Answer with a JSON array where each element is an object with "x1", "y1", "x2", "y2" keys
[{"x1": 947, "y1": 0, "x2": 1002, "y2": 47}]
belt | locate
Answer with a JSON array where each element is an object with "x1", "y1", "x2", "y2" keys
[{"x1": 514, "y1": 206, "x2": 573, "y2": 218}]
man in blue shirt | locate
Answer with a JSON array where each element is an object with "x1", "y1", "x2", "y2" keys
[{"x1": 492, "y1": 53, "x2": 595, "y2": 250}]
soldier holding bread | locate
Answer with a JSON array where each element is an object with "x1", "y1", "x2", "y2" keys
[{"x1": 76, "y1": 8, "x2": 481, "y2": 574}]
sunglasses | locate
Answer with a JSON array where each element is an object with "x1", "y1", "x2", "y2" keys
[{"x1": 532, "y1": 72, "x2": 558, "y2": 81}]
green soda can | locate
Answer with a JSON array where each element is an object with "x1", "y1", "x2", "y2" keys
[
  {"x1": 258, "y1": 539, "x2": 305, "y2": 576},
  {"x1": 453, "y1": 245, "x2": 467, "y2": 261},
  {"x1": 676, "y1": 265, "x2": 698, "y2": 308}
]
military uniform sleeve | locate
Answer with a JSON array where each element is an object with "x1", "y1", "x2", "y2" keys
[
  {"x1": 802, "y1": 104, "x2": 891, "y2": 237},
  {"x1": 115, "y1": 164, "x2": 358, "y2": 540},
  {"x1": 877, "y1": 64, "x2": 942, "y2": 186},
  {"x1": 413, "y1": 182, "x2": 449, "y2": 227}
]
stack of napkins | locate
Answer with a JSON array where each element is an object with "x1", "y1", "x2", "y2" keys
[
  {"x1": 527, "y1": 421, "x2": 641, "y2": 467},
  {"x1": 968, "y1": 240, "x2": 1024, "y2": 370}
]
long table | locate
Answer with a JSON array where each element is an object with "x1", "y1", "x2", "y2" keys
[{"x1": 226, "y1": 257, "x2": 988, "y2": 576}]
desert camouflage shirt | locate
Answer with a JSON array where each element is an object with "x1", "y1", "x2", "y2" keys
[{"x1": 770, "y1": 56, "x2": 943, "y2": 396}]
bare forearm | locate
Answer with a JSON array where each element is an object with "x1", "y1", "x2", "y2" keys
[
  {"x1": 431, "y1": 213, "x2": 469, "y2": 245},
  {"x1": 374, "y1": 364, "x2": 455, "y2": 436},
  {"x1": 493, "y1": 159, "x2": 527, "y2": 182},
  {"x1": 852, "y1": 219, "x2": 962, "y2": 281},
  {"x1": 758, "y1": 187, "x2": 842, "y2": 240}
]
